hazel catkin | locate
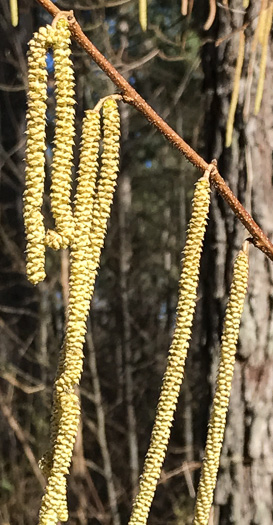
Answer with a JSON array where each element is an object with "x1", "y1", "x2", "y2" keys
[
  {"x1": 128, "y1": 173, "x2": 211, "y2": 525},
  {"x1": 41, "y1": 110, "x2": 101, "y2": 473},
  {"x1": 193, "y1": 247, "x2": 249, "y2": 525},
  {"x1": 139, "y1": 0, "x2": 148, "y2": 31},
  {"x1": 56, "y1": 98, "x2": 120, "y2": 394},
  {"x1": 45, "y1": 18, "x2": 75, "y2": 250},
  {"x1": 39, "y1": 98, "x2": 120, "y2": 525},
  {"x1": 24, "y1": 25, "x2": 54, "y2": 285}
]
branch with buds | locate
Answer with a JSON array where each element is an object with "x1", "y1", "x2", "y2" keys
[{"x1": 33, "y1": 0, "x2": 273, "y2": 262}]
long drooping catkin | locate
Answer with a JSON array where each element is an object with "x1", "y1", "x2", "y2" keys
[
  {"x1": 45, "y1": 18, "x2": 75, "y2": 250},
  {"x1": 24, "y1": 25, "x2": 54, "y2": 285},
  {"x1": 128, "y1": 173, "x2": 211, "y2": 525},
  {"x1": 42, "y1": 109, "x2": 101, "y2": 467},
  {"x1": 9, "y1": 0, "x2": 18, "y2": 26},
  {"x1": 225, "y1": 30, "x2": 245, "y2": 148},
  {"x1": 139, "y1": 0, "x2": 148, "y2": 31},
  {"x1": 255, "y1": 3, "x2": 273, "y2": 114},
  {"x1": 38, "y1": 99, "x2": 120, "y2": 525},
  {"x1": 193, "y1": 246, "x2": 249, "y2": 525}
]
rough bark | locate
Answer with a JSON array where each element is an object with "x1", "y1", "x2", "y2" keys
[{"x1": 199, "y1": 2, "x2": 273, "y2": 524}]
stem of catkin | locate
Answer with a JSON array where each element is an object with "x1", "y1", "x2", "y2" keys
[
  {"x1": 193, "y1": 246, "x2": 249, "y2": 525},
  {"x1": 128, "y1": 174, "x2": 211, "y2": 525}
]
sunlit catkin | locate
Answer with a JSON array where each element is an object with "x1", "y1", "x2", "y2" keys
[
  {"x1": 225, "y1": 30, "x2": 245, "y2": 147},
  {"x1": 139, "y1": 0, "x2": 148, "y2": 31},
  {"x1": 193, "y1": 246, "x2": 249, "y2": 525},
  {"x1": 128, "y1": 173, "x2": 211, "y2": 525},
  {"x1": 24, "y1": 25, "x2": 54, "y2": 285},
  {"x1": 39, "y1": 99, "x2": 120, "y2": 525},
  {"x1": 255, "y1": 3, "x2": 273, "y2": 114},
  {"x1": 38, "y1": 392, "x2": 80, "y2": 524},
  {"x1": 9, "y1": 0, "x2": 18, "y2": 26},
  {"x1": 73, "y1": 110, "x2": 101, "y2": 227},
  {"x1": 56, "y1": 99, "x2": 120, "y2": 393},
  {"x1": 45, "y1": 18, "x2": 75, "y2": 250},
  {"x1": 41, "y1": 109, "x2": 101, "y2": 471}
]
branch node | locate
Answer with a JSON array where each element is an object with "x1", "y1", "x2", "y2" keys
[
  {"x1": 94, "y1": 94, "x2": 122, "y2": 112},
  {"x1": 203, "y1": 160, "x2": 218, "y2": 181},
  {"x1": 52, "y1": 10, "x2": 74, "y2": 28},
  {"x1": 242, "y1": 239, "x2": 250, "y2": 255}
]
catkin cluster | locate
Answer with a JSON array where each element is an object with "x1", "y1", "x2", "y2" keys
[
  {"x1": 38, "y1": 99, "x2": 120, "y2": 525},
  {"x1": 24, "y1": 16, "x2": 121, "y2": 524},
  {"x1": 128, "y1": 175, "x2": 211, "y2": 525},
  {"x1": 193, "y1": 247, "x2": 249, "y2": 525}
]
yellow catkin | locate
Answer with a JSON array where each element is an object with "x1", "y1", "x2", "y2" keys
[
  {"x1": 255, "y1": 3, "x2": 273, "y2": 114},
  {"x1": 38, "y1": 392, "x2": 80, "y2": 524},
  {"x1": 73, "y1": 110, "x2": 101, "y2": 227},
  {"x1": 9, "y1": 0, "x2": 18, "y2": 26},
  {"x1": 203, "y1": 0, "x2": 217, "y2": 31},
  {"x1": 193, "y1": 248, "x2": 249, "y2": 525},
  {"x1": 39, "y1": 109, "x2": 101, "y2": 476},
  {"x1": 39, "y1": 99, "x2": 120, "y2": 525},
  {"x1": 128, "y1": 175, "x2": 211, "y2": 525},
  {"x1": 45, "y1": 18, "x2": 75, "y2": 250},
  {"x1": 243, "y1": 3, "x2": 265, "y2": 121},
  {"x1": 258, "y1": 0, "x2": 268, "y2": 45},
  {"x1": 181, "y1": 0, "x2": 188, "y2": 15},
  {"x1": 139, "y1": 0, "x2": 148, "y2": 31},
  {"x1": 24, "y1": 25, "x2": 54, "y2": 285},
  {"x1": 225, "y1": 30, "x2": 245, "y2": 148},
  {"x1": 243, "y1": 0, "x2": 249, "y2": 7}
]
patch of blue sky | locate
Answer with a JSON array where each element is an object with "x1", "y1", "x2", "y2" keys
[
  {"x1": 46, "y1": 109, "x2": 54, "y2": 124},
  {"x1": 145, "y1": 160, "x2": 152, "y2": 168},
  {"x1": 46, "y1": 51, "x2": 54, "y2": 73},
  {"x1": 107, "y1": 18, "x2": 116, "y2": 36}
]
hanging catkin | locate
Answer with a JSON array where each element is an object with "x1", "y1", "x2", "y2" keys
[
  {"x1": 40, "y1": 109, "x2": 101, "y2": 477},
  {"x1": 9, "y1": 0, "x2": 18, "y2": 26},
  {"x1": 24, "y1": 25, "x2": 54, "y2": 285},
  {"x1": 38, "y1": 99, "x2": 120, "y2": 525},
  {"x1": 193, "y1": 245, "x2": 249, "y2": 525},
  {"x1": 255, "y1": 3, "x2": 273, "y2": 114},
  {"x1": 128, "y1": 172, "x2": 211, "y2": 525},
  {"x1": 45, "y1": 18, "x2": 75, "y2": 249},
  {"x1": 139, "y1": 0, "x2": 148, "y2": 31},
  {"x1": 203, "y1": 0, "x2": 217, "y2": 31},
  {"x1": 225, "y1": 30, "x2": 245, "y2": 147}
]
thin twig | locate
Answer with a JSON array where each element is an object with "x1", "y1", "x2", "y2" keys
[
  {"x1": 0, "y1": 391, "x2": 45, "y2": 487},
  {"x1": 86, "y1": 324, "x2": 121, "y2": 525},
  {"x1": 32, "y1": 0, "x2": 273, "y2": 262}
]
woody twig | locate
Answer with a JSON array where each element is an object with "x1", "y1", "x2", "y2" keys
[{"x1": 33, "y1": 0, "x2": 273, "y2": 262}]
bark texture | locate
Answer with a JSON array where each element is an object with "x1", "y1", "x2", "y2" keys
[{"x1": 200, "y1": 1, "x2": 273, "y2": 524}]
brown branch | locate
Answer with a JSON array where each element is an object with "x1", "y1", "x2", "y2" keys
[{"x1": 33, "y1": 0, "x2": 273, "y2": 262}]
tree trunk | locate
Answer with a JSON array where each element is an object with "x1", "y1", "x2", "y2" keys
[{"x1": 199, "y1": 2, "x2": 273, "y2": 524}]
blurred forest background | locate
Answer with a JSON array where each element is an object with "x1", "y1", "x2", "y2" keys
[{"x1": 1, "y1": 0, "x2": 273, "y2": 524}]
